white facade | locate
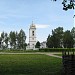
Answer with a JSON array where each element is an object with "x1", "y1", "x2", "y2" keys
[
  {"x1": 40, "y1": 41, "x2": 47, "y2": 48},
  {"x1": 29, "y1": 22, "x2": 36, "y2": 49}
]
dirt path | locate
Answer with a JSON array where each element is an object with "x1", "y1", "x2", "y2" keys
[{"x1": 45, "y1": 53, "x2": 62, "y2": 58}]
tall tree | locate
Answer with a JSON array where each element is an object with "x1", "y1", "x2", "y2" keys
[
  {"x1": 46, "y1": 27, "x2": 63, "y2": 48},
  {"x1": 63, "y1": 30, "x2": 74, "y2": 48},
  {"x1": 1, "y1": 32, "x2": 5, "y2": 48},
  {"x1": 15, "y1": 31, "x2": 18, "y2": 49},
  {"x1": 0, "y1": 37, "x2": 2, "y2": 48},
  {"x1": 71, "y1": 27, "x2": 75, "y2": 38},
  {"x1": 46, "y1": 34, "x2": 51, "y2": 48},
  {"x1": 52, "y1": 27, "x2": 63, "y2": 48},
  {"x1": 4, "y1": 33, "x2": 9, "y2": 48},
  {"x1": 71, "y1": 27, "x2": 75, "y2": 47},
  {"x1": 17, "y1": 29, "x2": 26, "y2": 49},
  {"x1": 46, "y1": 34, "x2": 54, "y2": 48},
  {"x1": 9, "y1": 31, "x2": 16, "y2": 49},
  {"x1": 35, "y1": 41, "x2": 40, "y2": 48}
]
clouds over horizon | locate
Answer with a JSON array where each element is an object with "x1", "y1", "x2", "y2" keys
[{"x1": 36, "y1": 24, "x2": 50, "y2": 28}]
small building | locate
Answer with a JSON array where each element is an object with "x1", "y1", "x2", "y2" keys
[{"x1": 40, "y1": 41, "x2": 47, "y2": 48}]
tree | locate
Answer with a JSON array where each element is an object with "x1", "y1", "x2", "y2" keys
[
  {"x1": 9, "y1": 31, "x2": 16, "y2": 49},
  {"x1": 46, "y1": 34, "x2": 54, "y2": 48},
  {"x1": 9, "y1": 31, "x2": 13, "y2": 49},
  {"x1": 52, "y1": 0, "x2": 75, "y2": 11},
  {"x1": 71, "y1": 27, "x2": 75, "y2": 38},
  {"x1": 4, "y1": 33, "x2": 9, "y2": 48},
  {"x1": 46, "y1": 34, "x2": 51, "y2": 48},
  {"x1": 0, "y1": 32, "x2": 9, "y2": 49},
  {"x1": 46, "y1": 27, "x2": 64, "y2": 48},
  {"x1": 0, "y1": 37, "x2": 2, "y2": 48},
  {"x1": 52, "y1": 27, "x2": 63, "y2": 48},
  {"x1": 15, "y1": 31, "x2": 18, "y2": 49},
  {"x1": 17, "y1": 29, "x2": 26, "y2": 49},
  {"x1": 63, "y1": 30, "x2": 74, "y2": 48},
  {"x1": 1, "y1": 32, "x2": 5, "y2": 49},
  {"x1": 71, "y1": 27, "x2": 75, "y2": 47},
  {"x1": 35, "y1": 41, "x2": 40, "y2": 48}
]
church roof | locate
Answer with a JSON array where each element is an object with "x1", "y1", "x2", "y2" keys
[{"x1": 30, "y1": 21, "x2": 36, "y2": 29}]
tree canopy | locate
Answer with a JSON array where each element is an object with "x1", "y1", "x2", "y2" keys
[
  {"x1": 0, "y1": 29, "x2": 26, "y2": 50},
  {"x1": 35, "y1": 41, "x2": 40, "y2": 48},
  {"x1": 52, "y1": 0, "x2": 75, "y2": 11},
  {"x1": 46, "y1": 27, "x2": 75, "y2": 48}
]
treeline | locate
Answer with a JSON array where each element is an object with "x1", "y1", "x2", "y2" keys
[
  {"x1": 46, "y1": 27, "x2": 75, "y2": 48},
  {"x1": 0, "y1": 29, "x2": 26, "y2": 50}
]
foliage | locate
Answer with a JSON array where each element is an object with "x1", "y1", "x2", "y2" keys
[
  {"x1": 39, "y1": 48, "x2": 75, "y2": 52},
  {"x1": 4, "y1": 33, "x2": 9, "y2": 48},
  {"x1": 46, "y1": 27, "x2": 75, "y2": 48},
  {"x1": 35, "y1": 41, "x2": 40, "y2": 48},
  {"x1": 71, "y1": 27, "x2": 75, "y2": 44},
  {"x1": 52, "y1": 0, "x2": 75, "y2": 10},
  {"x1": 1, "y1": 32, "x2": 9, "y2": 49},
  {"x1": 17, "y1": 29, "x2": 26, "y2": 49},
  {"x1": 0, "y1": 29, "x2": 26, "y2": 50},
  {"x1": 0, "y1": 37, "x2": 2, "y2": 48},
  {"x1": 46, "y1": 27, "x2": 64, "y2": 48},
  {"x1": 9, "y1": 31, "x2": 16, "y2": 49},
  {"x1": 71, "y1": 27, "x2": 75, "y2": 38},
  {"x1": 46, "y1": 34, "x2": 54, "y2": 48},
  {"x1": 0, "y1": 54, "x2": 62, "y2": 75},
  {"x1": 63, "y1": 30, "x2": 74, "y2": 48}
]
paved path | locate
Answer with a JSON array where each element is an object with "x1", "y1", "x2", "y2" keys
[{"x1": 0, "y1": 52, "x2": 62, "y2": 58}]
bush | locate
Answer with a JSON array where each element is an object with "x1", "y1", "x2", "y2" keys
[{"x1": 39, "y1": 48, "x2": 75, "y2": 52}]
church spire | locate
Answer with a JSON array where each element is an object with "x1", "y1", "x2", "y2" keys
[
  {"x1": 30, "y1": 21, "x2": 36, "y2": 29},
  {"x1": 32, "y1": 21, "x2": 34, "y2": 26}
]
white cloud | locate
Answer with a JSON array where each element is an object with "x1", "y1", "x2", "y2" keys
[{"x1": 36, "y1": 24, "x2": 50, "y2": 28}]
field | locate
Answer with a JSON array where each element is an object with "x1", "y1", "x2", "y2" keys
[
  {"x1": 0, "y1": 54, "x2": 62, "y2": 75},
  {"x1": 54, "y1": 54, "x2": 62, "y2": 56}
]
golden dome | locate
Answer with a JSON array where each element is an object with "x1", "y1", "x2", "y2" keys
[{"x1": 30, "y1": 21, "x2": 36, "y2": 29}]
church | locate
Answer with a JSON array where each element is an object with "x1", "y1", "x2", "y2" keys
[
  {"x1": 26, "y1": 22, "x2": 36, "y2": 50},
  {"x1": 26, "y1": 22, "x2": 47, "y2": 50}
]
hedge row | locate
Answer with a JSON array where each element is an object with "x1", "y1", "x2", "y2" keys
[{"x1": 39, "y1": 48, "x2": 75, "y2": 52}]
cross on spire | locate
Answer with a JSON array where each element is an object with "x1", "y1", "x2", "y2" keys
[{"x1": 32, "y1": 21, "x2": 34, "y2": 26}]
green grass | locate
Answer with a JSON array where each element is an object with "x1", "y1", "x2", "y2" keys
[
  {"x1": 0, "y1": 49, "x2": 39, "y2": 53},
  {"x1": 0, "y1": 54, "x2": 62, "y2": 75},
  {"x1": 54, "y1": 54, "x2": 62, "y2": 56}
]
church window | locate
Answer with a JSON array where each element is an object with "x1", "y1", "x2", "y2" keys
[{"x1": 32, "y1": 31, "x2": 34, "y2": 36}]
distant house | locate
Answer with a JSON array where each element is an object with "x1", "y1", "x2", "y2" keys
[{"x1": 40, "y1": 41, "x2": 47, "y2": 48}]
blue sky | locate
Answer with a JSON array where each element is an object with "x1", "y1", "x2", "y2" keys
[{"x1": 0, "y1": 0, "x2": 74, "y2": 43}]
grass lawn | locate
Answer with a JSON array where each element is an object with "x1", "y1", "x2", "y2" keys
[
  {"x1": 0, "y1": 54, "x2": 62, "y2": 75},
  {"x1": 0, "y1": 50, "x2": 39, "y2": 53},
  {"x1": 54, "y1": 54, "x2": 62, "y2": 56}
]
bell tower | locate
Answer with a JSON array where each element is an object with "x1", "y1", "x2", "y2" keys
[{"x1": 29, "y1": 22, "x2": 36, "y2": 49}]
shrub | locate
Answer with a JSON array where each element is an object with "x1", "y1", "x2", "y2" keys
[{"x1": 39, "y1": 48, "x2": 75, "y2": 52}]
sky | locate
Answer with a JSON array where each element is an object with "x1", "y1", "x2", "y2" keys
[{"x1": 0, "y1": 0, "x2": 74, "y2": 43}]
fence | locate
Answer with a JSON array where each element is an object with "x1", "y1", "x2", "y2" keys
[{"x1": 62, "y1": 51, "x2": 75, "y2": 75}]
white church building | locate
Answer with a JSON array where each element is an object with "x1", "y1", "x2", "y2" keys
[
  {"x1": 26, "y1": 22, "x2": 36, "y2": 50},
  {"x1": 26, "y1": 22, "x2": 47, "y2": 50}
]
